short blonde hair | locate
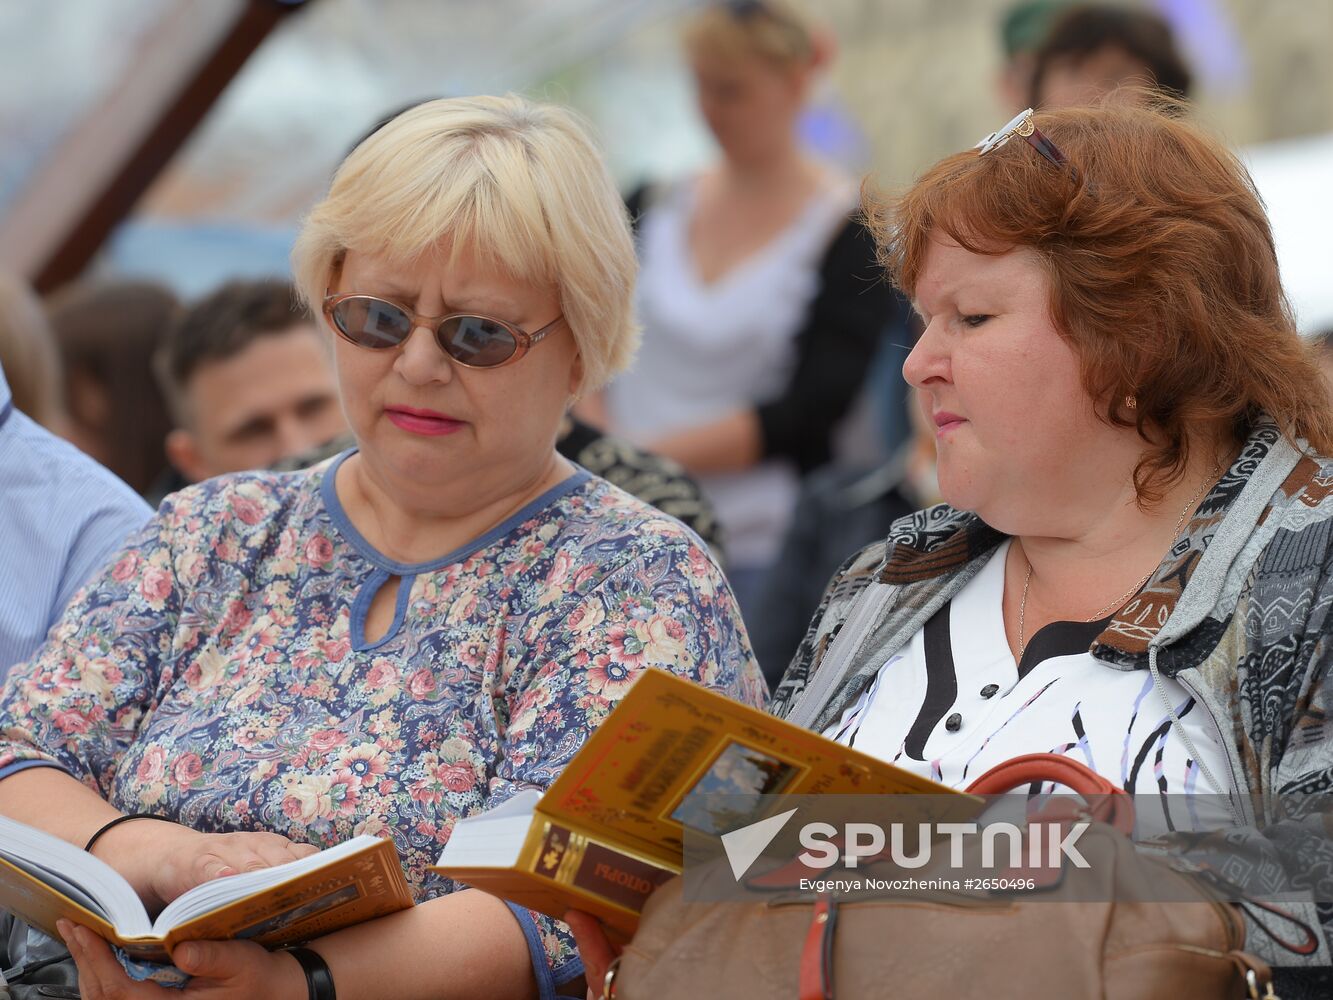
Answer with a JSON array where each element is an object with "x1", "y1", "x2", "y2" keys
[
  {"x1": 292, "y1": 95, "x2": 638, "y2": 395},
  {"x1": 683, "y1": 1, "x2": 816, "y2": 68}
]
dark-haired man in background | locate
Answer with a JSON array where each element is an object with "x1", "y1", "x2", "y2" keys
[
  {"x1": 995, "y1": 0, "x2": 1071, "y2": 113},
  {"x1": 155, "y1": 278, "x2": 347, "y2": 487},
  {"x1": 1030, "y1": 3, "x2": 1192, "y2": 107}
]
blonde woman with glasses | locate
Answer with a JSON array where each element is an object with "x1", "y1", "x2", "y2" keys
[{"x1": 0, "y1": 96, "x2": 764, "y2": 1000}]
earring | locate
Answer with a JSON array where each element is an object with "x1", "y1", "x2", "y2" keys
[{"x1": 1125, "y1": 394, "x2": 1138, "y2": 410}]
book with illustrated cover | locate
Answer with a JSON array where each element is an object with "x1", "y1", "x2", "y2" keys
[
  {"x1": 0, "y1": 817, "x2": 413, "y2": 961},
  {"x1": 433, "y1": 668, "x2": 975, "y2": 938}
]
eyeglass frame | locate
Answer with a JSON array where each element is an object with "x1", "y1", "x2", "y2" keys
[
  {"x1": 974, "y1": 108, "x2": 1069, "y2": 170},
  {"x1": 321, "y1": 274, "x2": 564, "y2": 370}
]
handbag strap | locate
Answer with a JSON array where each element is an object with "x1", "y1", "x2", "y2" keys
[
  {"x1": 965, "y1": 753, "x2": 1118, "y2": 796},
  {"x1": 964, "y1": 753, "x2": 1136, "y2": 837},
  {"x1": 798, "y1": 896, "x2": 837, "y2": 1000}
]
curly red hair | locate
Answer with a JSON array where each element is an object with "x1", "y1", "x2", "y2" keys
[{"x1": 868, "y1": 99, "x2": 1333, "y2": 503}]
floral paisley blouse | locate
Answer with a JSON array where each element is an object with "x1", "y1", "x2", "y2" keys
[{"x1": 0, "y1": 453, "x2": 766, "y2": 997}]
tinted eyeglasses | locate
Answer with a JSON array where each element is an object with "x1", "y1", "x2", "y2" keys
[{"x1": 323, "y1": 292, "x2": 564, "y2": 369}]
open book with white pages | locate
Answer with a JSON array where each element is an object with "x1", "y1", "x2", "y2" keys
[{"x1": 0, "y1": 814, "x2": 413, "y2": 961}]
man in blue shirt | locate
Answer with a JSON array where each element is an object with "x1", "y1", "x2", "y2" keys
[{"x1": 0, "y1": 359, "x2": 151, "y2": 681}]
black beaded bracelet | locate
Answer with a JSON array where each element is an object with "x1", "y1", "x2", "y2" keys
[
  {"x1": 83, "y1": 813, "x2": 175, "y2": 854},
  {"x1": 287, "y1": 946, "x2": 336, "y2": 1000}
]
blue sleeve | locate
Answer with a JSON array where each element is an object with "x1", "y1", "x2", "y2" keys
[
  {"x1": 51, "y1": 489, "x2": 152, "y2": 630},
  {"x1": 506, "y1": 903, "x2": 584, "y2": 1000},
  {"x1": 0, "y1": 759, "x2": 70, "y2": 782}
]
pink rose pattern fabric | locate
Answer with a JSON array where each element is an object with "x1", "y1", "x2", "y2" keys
[{"x1": 0, "y1": 457, "x2": 765, "y2": 989}]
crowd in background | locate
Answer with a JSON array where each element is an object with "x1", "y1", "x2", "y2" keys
[
  {"x1": 2, "y1": 5, "x2": 1333, "y2": 996},
  {"x1": 2, "y1": 0, "x2": 1327, "y2": 687}
]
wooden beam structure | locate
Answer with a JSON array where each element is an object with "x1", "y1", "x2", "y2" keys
[{"x1": 0, "y1": 0, "x2": 312, "y2": 294}]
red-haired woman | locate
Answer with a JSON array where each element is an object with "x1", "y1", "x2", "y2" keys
[{"x1": 572, "y1": 98, "x2": 1333, "y2": 993}]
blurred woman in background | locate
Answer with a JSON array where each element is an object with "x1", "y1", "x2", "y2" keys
[{"x1": 594, "y1": 0, "x2": 896, "y2": 619}]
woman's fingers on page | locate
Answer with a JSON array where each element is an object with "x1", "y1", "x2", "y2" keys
[
  {"x1": 267, "y1": 831, "x2": 315, "y2": 865},
  {"x1": 246, "y1": 840, "x2": 293, "y2": 871},
  {"x1": 195, "y1": 851, "x2": 240, "y2": 883},
  {"x1": 222, "y1": 832, "x2": 307, "y2": 872},
  {"x1": 188, "y1": 832, "x2": 298, "y2": 881},
  {"x1": 151, "y1": 831, "x2": 322, "y2": 902}
]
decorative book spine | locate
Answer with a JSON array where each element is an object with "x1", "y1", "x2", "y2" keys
[{"x1": 531, "y1": 820, "x2": 676, "y2": 914}]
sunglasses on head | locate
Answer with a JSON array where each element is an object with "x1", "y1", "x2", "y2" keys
[
  {"x1": 974, "y1": 108, "x2": 1070, "y2": 169},
  {"x1": 322, "y1": 291, "x2": 564, "y2": 369}
]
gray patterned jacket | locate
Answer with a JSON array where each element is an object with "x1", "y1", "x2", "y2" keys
[{"x1": 770, "y1": 419, "x2": 1333, "y2": 969}]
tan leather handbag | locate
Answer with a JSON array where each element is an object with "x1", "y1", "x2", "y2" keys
[{"x1": 605, "y1": 754, "x2": 1282, "y2": 1000}]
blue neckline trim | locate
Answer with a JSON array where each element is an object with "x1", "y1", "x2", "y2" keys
[
  {"x1": 319, "y1": 448, "x2": 592, "y2": 575},
  {"x1": 349, "y1": 568, "x2": 416, "y2": 652},
  {"x1": 0, "y1": 399, "x2": 13, "y2": 433}
]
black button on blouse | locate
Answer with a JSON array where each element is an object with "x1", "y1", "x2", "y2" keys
[
  {"x1": 945, "y1": 712, "x2": 962, "y2": 732},
  {"x1": 980, "y1": 683, "x2": 999, "y2": 699}
]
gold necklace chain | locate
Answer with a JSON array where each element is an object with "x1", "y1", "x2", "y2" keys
[{"x1": 1016, "y1": 464, "x2": 1221, "y2": 659}]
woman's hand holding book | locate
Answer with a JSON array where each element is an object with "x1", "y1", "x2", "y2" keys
[
  {"x1": 57, "y1": 918, "x2": 309, "y2": 1000},
  {"x1": 89, "y1": 820, "x2": 319, "y2": 912}
]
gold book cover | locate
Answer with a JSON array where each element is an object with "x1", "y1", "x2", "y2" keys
[
  {"x1": 0, "y1": 831, "x2": 413, "y2": 962},
  {"x1": 435, "y1": 669, "x2": 972, "y2": 937}
]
